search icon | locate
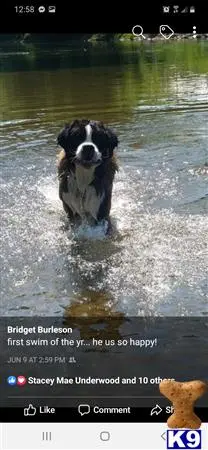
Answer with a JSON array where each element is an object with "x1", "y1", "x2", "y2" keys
[{"x1": 132, "y1": 25, "x2": 146, "y2": 39}]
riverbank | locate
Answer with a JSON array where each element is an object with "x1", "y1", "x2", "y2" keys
[{"x1": 1, "y1": 33, "x2": 208, "y2": 46}]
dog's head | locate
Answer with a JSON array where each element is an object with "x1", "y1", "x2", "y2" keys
[{"x1": 57, "y1": 119, "x2": 118, "y2": 168}]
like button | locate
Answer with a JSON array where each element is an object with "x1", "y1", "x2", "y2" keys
[{"x1": 24, "y1": 404, "x2": 37, "y2": 416}]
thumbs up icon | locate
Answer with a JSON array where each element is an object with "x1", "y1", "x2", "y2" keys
[{"x1": 24, "y1": 404, "x2": 37, "y2": 416}]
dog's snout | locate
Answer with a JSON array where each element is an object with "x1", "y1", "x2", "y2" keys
[
  {"x1": 76, "y1": 139, "x2": 101, "y2": 165},
  {"x1": 81, "y1": 145, "x2": 95, "y2": 160}
]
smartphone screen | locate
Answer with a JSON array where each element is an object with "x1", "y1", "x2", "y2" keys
[{"x1": 0, "y1": 2, "x2": 208, "y2": 449}]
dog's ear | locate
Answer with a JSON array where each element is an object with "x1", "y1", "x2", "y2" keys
[
  {"x1": 106, "y1": 127, "x2": 119, "y2": 150},
  {"x1": 103, "y1": 126, "x2": 119, "y2": 151},
  {"x1": 95, "y1": 121, "x2": 119, "y2": 151},
  {"x1": 57, "y1": 120, "x2": 82, "y2": 151},
  {"x1": 57, "y1": 123, "x2": 70, "y2": 151}
]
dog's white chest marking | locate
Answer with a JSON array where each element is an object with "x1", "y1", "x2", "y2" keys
[
  {"x1": 62, "y1": 165, "x2": 104, "y2": 220},
  {"x1": 75, "y1": 165, "x2": 95, "y2": 194}
]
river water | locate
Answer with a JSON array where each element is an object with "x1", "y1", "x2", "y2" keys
[{"x1": 0, "y1": 39, "x2": 208, "y2": 317}]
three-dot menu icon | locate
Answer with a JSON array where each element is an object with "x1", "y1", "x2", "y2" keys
[{"x1": 193, "y1": 26, "x2": 197, "y2": 38}]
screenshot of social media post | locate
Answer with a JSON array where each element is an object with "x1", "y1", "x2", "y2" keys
[{"x1": 0, "y1": 2, "x2": 208, "y2": 449}]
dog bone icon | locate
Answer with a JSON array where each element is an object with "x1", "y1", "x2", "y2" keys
[{"x1": 159, "y1": 379, "x2": 208, "y2": 429}]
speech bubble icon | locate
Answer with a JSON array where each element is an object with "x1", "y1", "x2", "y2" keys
[{"x1": 78, "y1": 404, "x2": 90, "y2": 416}]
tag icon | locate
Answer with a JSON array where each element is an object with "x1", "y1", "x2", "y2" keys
[{"x1": 159, "y1": 25, "x2": 174, "y2": 39}]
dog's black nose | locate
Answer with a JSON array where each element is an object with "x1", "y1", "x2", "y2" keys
[{"x1": 81, "y1": 145, "x2": 95, "y2": 160}]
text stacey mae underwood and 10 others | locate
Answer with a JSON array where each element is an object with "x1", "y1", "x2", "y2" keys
[{"x1": 22, "y1": 376, "x2": 175, "y2": 386}]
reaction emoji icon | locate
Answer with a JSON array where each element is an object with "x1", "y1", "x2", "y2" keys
[{"x1": 17, "y1": 375, "x2": 27, "y2": 386}]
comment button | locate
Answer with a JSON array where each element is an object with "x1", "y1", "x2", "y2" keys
[{"x1": 78, "y1": 404, "x2": 90, "y2": 416}]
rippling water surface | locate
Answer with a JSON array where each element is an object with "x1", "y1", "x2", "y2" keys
[{"x1": 0, "y1": 40, "x2": 208, "y2": 317}]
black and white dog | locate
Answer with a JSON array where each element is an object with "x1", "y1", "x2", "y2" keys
[{"x1": 57, "y1": 119, "x2": 119, "y2": 233}]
